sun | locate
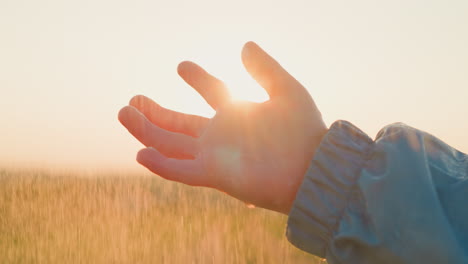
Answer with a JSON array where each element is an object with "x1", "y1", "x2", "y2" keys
[{"x1": 223, "y1": 69, "x2": 269, "y2": 103}]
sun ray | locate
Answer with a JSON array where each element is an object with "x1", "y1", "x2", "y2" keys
[{"x1": 224, "y1": 71, "x2": 269, "y2": 103}]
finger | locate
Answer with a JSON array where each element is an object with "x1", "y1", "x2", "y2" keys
[
  {"x1": 241, "y1": 41, "x2": 308, "y2": 99},
  {"x1": 119, "y1": 106, "x2": 199, "y2": 159},
  {"x1": 137, "y1": 147, "x2": 209, "y2": 187},
  {"x1": 129, "y1": 95, "x2": 209, "y2": 137},
  {"x1": 177, "y1": 61, "x2": 230, "y2": 110}
]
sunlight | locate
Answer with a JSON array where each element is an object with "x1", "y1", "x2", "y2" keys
[{"x1": 224, "y1": 70, "x2": 269, "y2": 103}]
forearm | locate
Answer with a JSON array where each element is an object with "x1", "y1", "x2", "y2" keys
[{"x1": 287, "y1": 121, "x2": 468, "y2": 264}]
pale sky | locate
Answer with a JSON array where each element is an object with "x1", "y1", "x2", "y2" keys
[{"x1": 0, "y1": 0, "x2": 467, "y2": 171}]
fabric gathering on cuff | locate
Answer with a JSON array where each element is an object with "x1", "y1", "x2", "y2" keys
[{"x1": 286, "y1": 120, "x2": 374, "y2": 258}]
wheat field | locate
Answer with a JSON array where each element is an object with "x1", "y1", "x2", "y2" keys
[{"x1": 0, "y1": 169, "x2": 323, "y2": 263}]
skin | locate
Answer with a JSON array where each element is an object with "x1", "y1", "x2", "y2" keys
[{"x1": 118, "y1": 42, "x2": 327, "y2": 215}]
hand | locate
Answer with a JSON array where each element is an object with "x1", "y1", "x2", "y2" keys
[{"x1": 118, "y1": 42, "x2": 327, "y2": 214}]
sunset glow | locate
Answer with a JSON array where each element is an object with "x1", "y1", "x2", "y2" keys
[
  {"x1": 225, "y1": 72, "x2": 269, "y2": 103},
  {"x1": 0, "y1": 0, "x2": 467, "y2": 171}
]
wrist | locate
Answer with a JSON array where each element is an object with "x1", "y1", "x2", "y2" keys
[{"x1": 281, "y1": 128, "x2": 328, "y2": 215}]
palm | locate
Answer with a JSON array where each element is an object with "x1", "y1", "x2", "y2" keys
[{"x1": 119, "y1": 42, "x2": 327, "y2": 214}]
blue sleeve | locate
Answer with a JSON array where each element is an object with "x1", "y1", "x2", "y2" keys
[{"x1": 286, "y1": 120, "x2": 468, "y2": 264}]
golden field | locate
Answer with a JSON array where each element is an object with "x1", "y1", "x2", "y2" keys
[{"x1": 0, "y1": 169, "x2": 322, "y2": 263}]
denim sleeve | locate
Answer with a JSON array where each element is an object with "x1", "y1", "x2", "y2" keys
[{"x1": 286, "y1": 120, "x2": 468, "y2": 264}]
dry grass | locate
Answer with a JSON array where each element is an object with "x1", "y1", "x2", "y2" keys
[{"x1": 0, "y1": 169, "x2": 322, "y2": 263}]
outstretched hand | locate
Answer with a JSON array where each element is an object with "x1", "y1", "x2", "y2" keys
[{"x1": 119, "y1": 42, "x2": 327, "y2": 214}]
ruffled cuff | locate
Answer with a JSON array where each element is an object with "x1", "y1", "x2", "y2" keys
[{"x1": 286, "y1": 120, "x2": 374, "y2": 257}]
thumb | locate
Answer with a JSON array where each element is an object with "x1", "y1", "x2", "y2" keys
[{"x1": 241, "y1": 41, "x2": 308, "y2": 100}]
